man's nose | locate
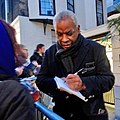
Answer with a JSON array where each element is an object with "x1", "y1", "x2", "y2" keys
[{"x1": 62, "y1": 34, "x2": 68, "y2": 42}]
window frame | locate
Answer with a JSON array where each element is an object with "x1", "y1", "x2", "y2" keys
[
  {"x1": 1, "y1": 2, "x2": 5, "y2": 20},
  {"x1": 39, "y1": 0, "x2": 55, "y2": 16},
  {"x1": 67, "y1": 0, "x2": 75, "y2": 13},
  {"x1": 96, "y1": 0, "x2": 104, "y2": 26},
  {"x1": 51, "y1": 29, "x2": 57, "y2": 44}
]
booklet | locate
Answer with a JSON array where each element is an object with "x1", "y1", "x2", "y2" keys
[{"x1": 54, "y1": 76, "x2": 88, "y2": 102}]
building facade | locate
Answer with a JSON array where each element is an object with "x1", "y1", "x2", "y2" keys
[
  {"x1": 1, "y1": 0, "x2": 117, "y2": 119},
  {"x1": 0, "y1": 0, "x2": 108, "y2": 56},
  {"x1": 0, "y1": 0, "x2": 28, "y2": 23}
]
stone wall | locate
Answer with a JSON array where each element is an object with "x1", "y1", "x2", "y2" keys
[{"x1": 111, "y1": 31, "x2": 120, "y2": 119}]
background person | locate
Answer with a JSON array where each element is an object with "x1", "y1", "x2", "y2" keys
[
  {"x1": 30, "y1": 43, "x2": 45, "y2": 65},
  {"x1": 17, "y1": 44, "x2": 29, "y2": 66},
  {"x1": 15, "y1": 44, "x2": 39, "y2": 77},
  {"x1": 0, "y1": 18, "x2": 36, "y2": 120},
  {"x1": 15, "y1": 44, "x2": 41, "y2": 102},
  {"x1": 36, "y1": 10, "x2": 115, "y2": 120}
]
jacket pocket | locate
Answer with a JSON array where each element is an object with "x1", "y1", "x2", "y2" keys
[{"x1": 88, "y1": 110, "x2": 108, "y2": 120}]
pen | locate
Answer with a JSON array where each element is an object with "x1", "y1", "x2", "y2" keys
[
  {"x1": 74, "y1": 68, "x2": 84, "y2": 75},
  {"x1": 64, "y1": 68, "x2": 85, "y2": 83}
]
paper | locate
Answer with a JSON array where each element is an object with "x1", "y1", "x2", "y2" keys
[{"x1": 54, "y1": 76, "x2": 88, "y2": 102}]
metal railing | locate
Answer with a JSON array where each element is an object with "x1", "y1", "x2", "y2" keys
[
  {"x1": 104, "y1": 88, "x2": 114, "y2": 105},
  {"x1": 34, "y1": 101, "x2": 64, "y2": 120},
  {"x1": 19, "y1": 76, "x2": 64, "y2": 120}
]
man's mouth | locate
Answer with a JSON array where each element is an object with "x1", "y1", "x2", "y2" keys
[{"x1": 61, "y1": 44, "x2": 71, "y2": 48}]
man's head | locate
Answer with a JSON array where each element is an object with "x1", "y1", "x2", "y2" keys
[
  {"x1": 36, "y1": 44, "x2": 45, "y2": 55},
  {"x1": 16, "y1": 44, "x2": 28, "y2": 65},
  {"x1": 19, "y1": 44, "x2": 28, "y2": 59},
  {"x1": 53, "y1": 10, "x2": 80, "y2": 49}
]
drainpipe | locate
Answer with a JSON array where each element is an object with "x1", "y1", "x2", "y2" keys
[{"x1": 5, "y1": 0, "x2": 8, "y2": 22}]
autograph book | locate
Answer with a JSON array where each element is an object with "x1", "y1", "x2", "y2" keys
[{"x1": 54, "y1": 76, "x2": 88, "y2": 102}]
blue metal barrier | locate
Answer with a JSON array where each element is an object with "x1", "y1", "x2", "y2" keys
[{"x1": 34, "y1": 101, "x2": 64, "y2": 120}]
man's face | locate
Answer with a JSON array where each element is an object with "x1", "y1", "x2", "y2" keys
[
  {"x1": 21, "y1": 48, "x2": 28, "y2": 59},
  {"x1": 38, "y1": 46, "x2": 45, "y2": 54},
  {"x1": 55, "y1": 17, "x2": 80, "y2": 49},
  {"x1": 41, "y1": 46, "x2": 45, "y2": 54}
]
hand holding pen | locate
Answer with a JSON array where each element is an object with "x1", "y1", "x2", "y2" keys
[{"x1": 64, "y1": 68, "x2": 86, "y2": 91}]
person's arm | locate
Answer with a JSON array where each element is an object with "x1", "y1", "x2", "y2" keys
[
  {"x1": 30, "y1": 54, "x2": 35, "y2": 62},
  {"x1": 30, "y1": 53, "x2": 38, "y2": 62},
  {"x1": 81, "y1": 45, "x2": 115, "y2": 98},
  {"x1": 36, "y1": 50, "x2": 58, "y2": 97}
]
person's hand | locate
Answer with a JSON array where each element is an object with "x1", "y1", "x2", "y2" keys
[
  {"x1": 65, "y1": 74, "x2": 86, "y2": 91},
  {"x1": 34, "y1": 65, "x2": 41, "y2": 75},
  {"x1": 15, "y1": 66, "x2": 24, "y2": 76},
  {"x1": 32, "y1": 61, "x2": 38, "y2": 67}
]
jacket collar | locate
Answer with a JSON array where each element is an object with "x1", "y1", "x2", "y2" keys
[{"x1": 73, "y1": 34, "x2": 90, "y2": 72}]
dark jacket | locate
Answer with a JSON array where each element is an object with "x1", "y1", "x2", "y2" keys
[
  {"x1": 30, "y1": 51, "x2": 43, "y2": 65},
  {"x1": 36, "y1": 35, "x2": 114, "y2": 120},
  {"x1": 0, "y1": 80, "x2": 36, "y2": 120}
]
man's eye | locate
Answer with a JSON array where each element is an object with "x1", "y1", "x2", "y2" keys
[
  {"x1": 56, "y1": 30, "x2": 75, "y2": 37},
  {"x1": 66, "y1": 30, "x2": 75, "y2": 36},
  {"x1": 66, "y1": 31, "x2": 73, "y2": 36},
  {"x1": 57, "y1": 32, "x2": 63, "y2": 36}
]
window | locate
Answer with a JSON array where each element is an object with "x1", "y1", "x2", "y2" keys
[
  {"x1": 39, "y1": 0, "x2": 55, "y2": 16},
  {"x1": 67, "y1": 0, "x2": 74, "y2": 12},
  {"x1": 51, "y1": 29, "x2": 57, "y2": 44},
  {"x1": 1, "y1": 2, "x2": 5, "y2": 20},
  {"x1": 96, "y1": 0, "x2": 104, "y2": 26}
]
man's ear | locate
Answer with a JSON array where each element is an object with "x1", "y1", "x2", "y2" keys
[{"x1": 78, "y1": 25, "x2": 80, "y2": 33}]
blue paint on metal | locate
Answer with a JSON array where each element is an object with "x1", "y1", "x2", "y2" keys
[{"x1": 34, "y1": 101, "x2": 64, "y2": 120}]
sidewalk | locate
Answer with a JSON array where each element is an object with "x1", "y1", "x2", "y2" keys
[{"x1": 105, "y1": 103, "x2": 115, "y2": 120}]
